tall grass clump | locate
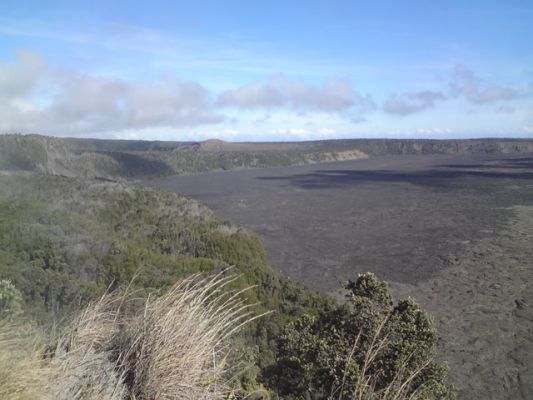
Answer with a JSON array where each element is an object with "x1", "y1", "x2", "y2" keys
[
  {"x1": 123, "y1": 273, "x2": 266, "y2": 400},
  {"x1": 0, "y1": 272, "x2": 261, "y2": 400},
  {"x1": 0, "y1": 324, "x2": 54, "y2": 400},
  {"x1": 48, "y1": 293, "x2": 128, "y2": 400}
]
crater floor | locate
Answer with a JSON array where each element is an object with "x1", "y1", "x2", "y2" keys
[{"x1": 143, "y1": 153, "x2": 533, "y2": 399}]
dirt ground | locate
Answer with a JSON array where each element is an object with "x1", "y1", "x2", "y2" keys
[{"x1": 143, "y1": 153, "x2": 533, "y2": 399}]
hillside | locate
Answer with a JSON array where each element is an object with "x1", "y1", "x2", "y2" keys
[
  {"x1": 0, "y1": 170, "x2": 336, "y2": 393},
  {"x1": 2, "y1": 134, "x2": 533, "y2": 180},
  {"x1": 0, "y1": 134, "x2": 369, "y2": 178}
]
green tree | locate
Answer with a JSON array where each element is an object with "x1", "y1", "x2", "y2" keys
[
  {"x1": 268, "y1": 273, "x2": 454, "y2": 400},
  {"x1": 0, "y1": 279, "x2": 23, "y2": 320}
]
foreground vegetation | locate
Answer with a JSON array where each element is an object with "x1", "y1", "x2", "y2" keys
[
  {"x1": 0, "y1": 171, "x2": 330, "y2": 394},
  {"x1": 1, "y1": 272, "x2": 453, "y2": 399},
  {"x1": 0, "y1": 163, "x2": 454, "y2": 398},
  {"x1": 1, "y1": 274, "x2": 265, "y2": 400},
  {"x1": 270, "y1": 274, "x2": 452, "y2": 399}
]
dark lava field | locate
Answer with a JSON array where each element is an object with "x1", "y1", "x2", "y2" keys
[{"x1": 144, "y1": 153, "x2": 533, "y2": 400}]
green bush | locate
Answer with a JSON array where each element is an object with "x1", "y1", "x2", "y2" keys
[
  {"x1": 0, "y1": 279, "x2": 23, "y2": 319},
  {"x1": 268, "y1": 273, "x2": 454, "y2": 400}
]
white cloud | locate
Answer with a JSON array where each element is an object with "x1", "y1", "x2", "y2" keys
[
  {"x1": 382, "y1": 65, "x2": 532, "y2": 117},
  {"x1": 318, "y1": 128, "x2": 336, "y2": 135},
  {"x1": 0, "y1": 50, "x2": 46, "y2": 100},
  {"x1": 265, "y1": 127, "x2": 343, "y2": 140},
  {"x1": 383, "y1": 90, "x2": 446, "y2": 115},
  {"x1": 449, "y1": 64, "x2": 529, "y2": 104},
  {"x1": 415, "y1": 127, "x2": 452, "y2": 135},
  {"x1": 252, "y1": 114, "x2": 271, "y2": 124},
  {"x1": 217, "y1": 75, "x2": 375, "y2": 114},
  {"x1": 288, "y1": 128, "x2": 309, "y2": 137},
  {"x1": 218, "y1": 83, "x2": 284, "y2": 108},
  {"x1": 389, "y1": 127, "x2": 454, "y2": 138},
  {"x1": 269, "y1": 128, "x2": 312, "y2": 139},
  {"x1": 0, "y1": 51, "x2": 223, "y2": 136}
]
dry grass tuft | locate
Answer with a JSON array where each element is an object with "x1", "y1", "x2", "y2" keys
[
  {"x1": 125, "y1": 273, "x2": 266, "y2": 400},
  {"x1": 0, "y1": 324, "x2": 54, "y2": 400},
  {"x1": 0, "y1": 272, "x2": 261, "y2": 400},
  {"x1": 48, "y1": 293, "x2": 128, "y2": 400}
]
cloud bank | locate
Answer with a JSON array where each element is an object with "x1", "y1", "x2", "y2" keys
[
  {"x1": 383, "y1": 91, "x2": 446, "y2": 115},
  {"x1": 382, "y1": 64, "x2": 531, "y2": 117},
  {"x1": 1, "y1": 51, "x2": 531, "y2": 139},
  {"x1": 218, "y1": 75, "x2": 375, "y2": 114},
  {"x1": 449, "y1": 64, "x2": 528, "y2": 104},
  {"x1": 0, "y1": 51, "x2": 223, "y2": 136}
]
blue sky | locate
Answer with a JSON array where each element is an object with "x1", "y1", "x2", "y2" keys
[{"x1": 0, "y1": 0, "x2": 532, "y2": 141}]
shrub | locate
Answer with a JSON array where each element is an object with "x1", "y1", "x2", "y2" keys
[
  {"x1": 269, "y1": 273, "x2": 454, "y2": 400},
  {"x1": 0, "y1": 279, "x2": 23, "y2": 320}
]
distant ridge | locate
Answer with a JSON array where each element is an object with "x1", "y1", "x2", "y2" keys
[
  {"x1": 2, "y1": 133, "x2": 533, "y2": 179},
  {"x1": 199, "y1": 138, "x2": 227, "y2": 151}
]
